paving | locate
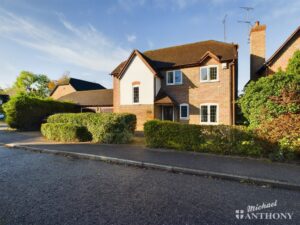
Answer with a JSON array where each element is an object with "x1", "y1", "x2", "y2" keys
[
  {"x1": 1, "y1": 124, "x2": 300, "y2": 189},
  {"x1": 0, "y1": 146, "x2": 299, "y2": 225}
]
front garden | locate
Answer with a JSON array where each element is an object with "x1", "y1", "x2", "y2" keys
[
  {"x1": 144, "y1": 51, "x2": 300, "y2": 161},
  {"x1": 2, "y1": 52, "x2": 299, "y2": 161}
]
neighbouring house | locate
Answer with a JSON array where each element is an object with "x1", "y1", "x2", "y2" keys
[
  {"x1": 111, "y1": 40, "x2": 238, "y2": 130},
  {"x1": 58, "y1": 89, "x2": 113, "y2": 113},
  {"x1": 250, "y1": 21, "x2": 300, "y2": 80},
  {"x1": 0, "y1": 94, "x2": 9, "y2": 105},
  {"x1": 50, "y1": 77, "x2": 106, "y2": 100}
]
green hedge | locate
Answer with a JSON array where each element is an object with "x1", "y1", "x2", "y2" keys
[
  {"x1": 46, "y1": 113, "x2": 136, "y2": 143},
  {"x1": 3, "y1": 93, "x2": 79, "y2": 130},
  {"x1": 41, "y1": 123, "x2": 92, "y2": 142},
  {"x1": 144, "y1": 120, "x2": 265, "y2": 157}
]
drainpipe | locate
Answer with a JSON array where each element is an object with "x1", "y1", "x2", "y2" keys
[{"x1": 229, "y1": 59, "x2": 236, "y2": 125}]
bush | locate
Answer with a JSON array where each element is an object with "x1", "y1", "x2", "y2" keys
[
  {"x1": 144, "y1": 120, "x2": 203, "y2": 151},
  {"x1": 46, "y1": 113, "x2": 136, "y2": 144},
  {"x1": 256, "y1": 114, "x2": 300, "y2": 160},
  {"x1": 41, "y1": 123, "x2": 92, "y2": 142},
  {"x1": 144, "y1": 120, "x2": 264, "y2": 157},
  {"x1": 3, "y1": 93, "x2": 79, "y2": 130},
  {"x1": 239, "y1": 72, "x2": 300, "y2": 127}
]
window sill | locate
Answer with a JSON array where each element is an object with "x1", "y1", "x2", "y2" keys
[
  {"x1": 200, "y1": 122, "x2": 219, "y2": 125},
  {"x1": 200, "y1": 80, "x2": 219, "y2": 83},
  {"x1": 166, "y1": 83, "x2": 183, "y2": 86}
]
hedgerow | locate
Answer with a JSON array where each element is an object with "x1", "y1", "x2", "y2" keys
[
  {"x1": 3, "y1": 93, "x2": 79, "y2": 130},
  {"x1": 144, "y1": 120, "x2": 265, "y2": 158},
  {"x1": 46, "y1": 113, "x2": 136, "y2": 143},
  {"x1": 41, "y1": 123, "x2": 92, "y2": 142}
]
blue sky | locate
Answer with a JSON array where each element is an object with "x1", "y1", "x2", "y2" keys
[{"x1": 0, "y1": 0, "x2": 299, "y2": 92}]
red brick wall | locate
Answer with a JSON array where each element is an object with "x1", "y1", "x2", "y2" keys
[
  {"x1": 160, "y1": 58, "x2": 234, "y2": 125},
  {"x1": 266, "y1": 33, "x2": 300, "y2": 75},
  {"x1": 112, "y1": 57, "x2": 236, "y2": 128}
]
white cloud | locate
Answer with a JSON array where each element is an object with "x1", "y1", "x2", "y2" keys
[
  {"x1": 0, "y1": 8, "x2": 130, "y2": 74},
  {"x1": 126, "y1": 34, "x2": 137, "y2": 43}
]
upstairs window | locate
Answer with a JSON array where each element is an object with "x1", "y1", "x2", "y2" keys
[
  {"x1": 180, "y1": 103, "x2": 189, "y2": 120},
  {"x1": 200, "y1": 104, "x2": 218, "y2": 124},
  {"x1": 167, "y1": 70, "x2": 182, "y2": 85},
  {"x1": 200, "y1": 66, "x2": 218, "y2": 82},
  {"x1": 133, "y1": 86, "x2": 139, "y2": 103}
]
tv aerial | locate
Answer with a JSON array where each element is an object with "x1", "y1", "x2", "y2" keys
[{"x1": 238, "y1": 6, "x2": 254, "y2": 43}]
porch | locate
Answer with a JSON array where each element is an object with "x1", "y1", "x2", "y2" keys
[{"x1": 154, "y1": 91, "x2": 179, "y2": 122}]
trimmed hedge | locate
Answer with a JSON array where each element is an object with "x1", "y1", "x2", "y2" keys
[
  {"x1": 3, "y1": 93, "x2": 79, "y2": 130},
  {"x1": 144, "y1": 120, "x2": 265, "y2": 157},
  {"x1": 41, "y1": 123, "x2": 92, "y2": 142},
  {"x1": 46, "y1": 113, "x2": 137, "y2": 143}
]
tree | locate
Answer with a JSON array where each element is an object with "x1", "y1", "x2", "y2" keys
[
  {"x1": 31, "y1": 74, "x2": 51, "y2": 97},
  {"x1": 14, "y1": 71, "x2": 36, "y2": 92},
  {"x1": 48, "y1": 74, "x2": 70, "y2": 92},
  {"x1": 286, "y1": 50, "x2": 300, "y2": 75},
  {"x1": 239, "y1": 72, "x2": 300, "y2": 127},
  {"x1": 12, "y1": 71, "x2": 51, "y2": 98},
  {"x1": 239, "y1": 51, "x2": 300, "y2": 128}
]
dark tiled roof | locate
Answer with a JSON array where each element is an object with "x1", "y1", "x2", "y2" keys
[
  {"x1": 50, "y1": 77, "x2": 106, "y2": 96},
  {"x1": 111, "y1": 40, "x2": 238, "y2": 76},
  {"x1": 257, "y1": 26, "x2": 300, "y2": 75},
  {"x1": 69, "y1": 78, "x2": 105, "y2": 91},
  {"x1": 58, "y1": 89, "x2": 113, "y2": 106}
]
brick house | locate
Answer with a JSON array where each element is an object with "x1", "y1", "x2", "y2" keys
[
  {"x1": 111, "y1": 40, "x2": 238, "y2": 130},
  {"x1": 50, "y1": 77, "x2": 106, "y2": 100},
  {"x1": 250, "y1": 22, "x2": 300, "y2": 80}
]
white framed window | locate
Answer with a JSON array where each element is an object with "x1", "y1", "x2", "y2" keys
[
  {"x1": 180, "y1": 103, "x2": 189, "y2": 120},
  {"x1": 166, "y1": 70, "x2": 182, "y2": 85},
  {"x1": 200, "y1": 65, "x2": 218, "y2": 82},
  {"x1": 132, "y1": 85, "x2": 139, "y2": 103},
  {"x1": 200, "y1": 104, "x2": 218, "y2": 124}
]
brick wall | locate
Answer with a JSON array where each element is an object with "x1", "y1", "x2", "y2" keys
[
  {"x1": 160, "y1": 57, "x2": 234, "y2": 125},
  {"x1": 117, "y1": 104, "x2": 154, "y2": 130},
  {"x1": 112, "y1": 58, "x2": 236, "y2": 128},
  {"x1": 51, "y1": 85, "x2": 76, "y2": 100},
  {"x1": 250, "y1": 22, "x2": 266, "y2": 81},
  {"x1": 266, "y1": 34, "x2": 300, "y2": 75}
]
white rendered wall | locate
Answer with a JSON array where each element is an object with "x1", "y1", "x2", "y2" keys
[{"x1": 120, "y1": 55, "x2": 154, "y2": 105}]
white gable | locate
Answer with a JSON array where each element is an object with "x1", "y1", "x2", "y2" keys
[{"x1": 120, "y1": 55, "x2": 155, "y2": 105}]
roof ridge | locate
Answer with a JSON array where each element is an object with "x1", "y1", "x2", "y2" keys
[
  {"x1": 143, "y1": 40, "x2": 236, "y2": 53},
  {"x1": 73, "y1": 89, "x2": 112, "y2": 93}
]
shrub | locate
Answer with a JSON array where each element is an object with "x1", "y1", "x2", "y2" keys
[
  {"x1": 144, "y1": 120, "x2": 264, "y2": 157},
  {"x1": 256, "y1": 114, "x2": 300, "y2": 160},
  {"x1": 3, "y1": 93, "x2": 79, "y2": 130},
  {"x1": 144, "y1": 120, "x2": 203, "y2": 151},
  {"x1": 46, "y1": 113, "x2": 136, "y2": 144},
  {"x1": 239, "y1": 72, "x2": 300, "y2": 127},
  {"x1": 286, "y1": 50, "x2": 300, "y2": 75},
  {"x1": 41, "y1": 123, "x2": 92, "y2": 142}
]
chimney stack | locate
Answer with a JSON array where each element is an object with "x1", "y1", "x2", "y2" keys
[{"x1": 250, "y1": 21, "x2": 266, "y2": 80}]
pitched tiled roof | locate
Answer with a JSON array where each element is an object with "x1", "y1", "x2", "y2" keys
[
  {"x1": 257, "y1": 26, "x2": 300, "y2": 75},
  {"x1": 154, "y1": 90, "x2": 178, "y2": 105},
  {"x1": 68, "y1": 78, "x2": 106, "y2": 91},
  {"x1": 111, "y1": 40, "x2": 238, "y2": 76},
  {"x1": 58, "y1": 89, "x2": 113, "y2": 106},
  {"x1": 50, "y1": 78, "x2": 106, "y2": 96}
]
